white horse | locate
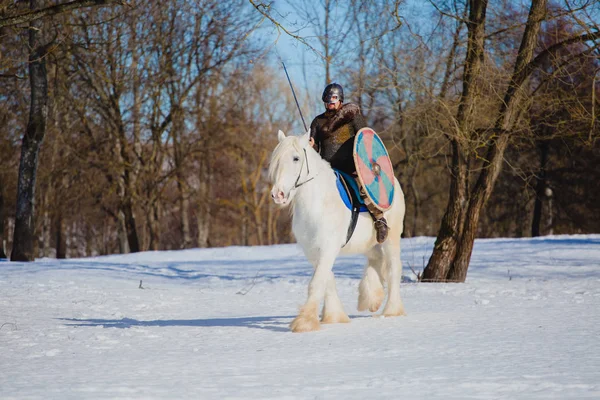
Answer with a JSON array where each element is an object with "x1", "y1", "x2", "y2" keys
[{"x1": 269, "y1": 129, "x2": 406, "y2": 333}]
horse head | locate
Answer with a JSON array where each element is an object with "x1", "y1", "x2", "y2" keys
[{"x1": 269, "y1": 129, "x2": 314, "y2": 206}]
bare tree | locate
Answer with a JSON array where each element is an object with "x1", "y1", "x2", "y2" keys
[
  {"x1": 422, "y1": 0, "x2": 600, "y2": 281},
  {"x1": 2, "y1": 0, "x2": 123, "y2": 261},
  {"x1": 66, "y1": 6, "x2": 144, "y2": 253}
]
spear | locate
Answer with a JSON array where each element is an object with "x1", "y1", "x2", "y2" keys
[{"x1": 282, "y1": 62, "x2": 308, "y2": 132}]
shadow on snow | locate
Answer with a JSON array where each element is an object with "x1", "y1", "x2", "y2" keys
[
  {"x1": 59, "y1": 315, "x2": 294, "y2": 333},
  {"x1": 58, "y1": 314, "x2": 374, "y2": 333}
]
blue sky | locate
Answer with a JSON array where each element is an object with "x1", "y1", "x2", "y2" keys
[{"x1": 248, "y1": 0, "x2": 436, "y2": 132}]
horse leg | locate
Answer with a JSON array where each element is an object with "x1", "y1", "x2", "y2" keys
[
  {"x1": 290, "y1": 254, "x2": 336, "y2": 333},
  {"x1": 321, "y1": 270, "x2": 350, "y2": 324},
  {"x1": 380, "y1": 243, "x2": 406, "y2": 317},
  {"x1": 358, "y1": 250, "x2": 385, "y2": 313}
]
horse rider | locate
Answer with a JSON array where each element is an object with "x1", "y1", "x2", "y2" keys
[{"x1": 309, "y1": 83, "x2": 389, "y2": 243}]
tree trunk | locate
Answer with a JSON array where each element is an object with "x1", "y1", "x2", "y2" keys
[
  {"x1": 197, "y1": 158, "x2": 211, "y2": 248},
  {"x1": 117, "y1": 210, "x2": 129, "y2": 254},
  {"x1": 55, "y1": 210, "x2": 66, "y2": 259},
  {"x1": 172, "y1": 106, "x2": 192, "y2": 249},
  {"x1": 177, "y1": 176, "x2": 192, "y2": 249},
  {"x1": 12, "y1": 1, "x2": 48, "y2": 261},
  {"x1": 241, "y1": 205, "x2": 249, "y2": 246},
  {"x1": 147, "y1": 200, "x2": 161, "y2": 251},
  {"x1": 532, "y1": 141, "x2": 549, "y2": 237},
  {"x1": 267, "y1": 202, "x2": 274, "y2": 245},
  {"x1": 447, "y1": 0, "x2": 547, "y2": 282},
  {"x1": 438, "y1": 2, "x2": 468, "y2": 100},
  {"x1": 421, "y1": 141, "x2": 468, "y2": 281},
  {"x1": 41, "y1": 208, "x2": 51, "y2": 257},
  {"x1": 0, "y1": 182, "x2": 6, "y2": 259},
  {"x1": 421, "y1": 0, "x2": 488, "y2": 281},
  {"x1": 408, "y1": 158, "x2": 420, "y2": 237},
  {"x1": 545, "y1": 189, "x2": 553, "y2": 235},
  {"x1": 114, "y1": 121, "x2": 140, "y2": 253},
  {"x1": 448, "y1": 135, "x2": 510, "y2": 281},
  {"x1": 122, "y1": 199, "x2": 140, "y2": 252},
  {"x1": 128, "y1": 26, "x2": 143, "y2": 252}
]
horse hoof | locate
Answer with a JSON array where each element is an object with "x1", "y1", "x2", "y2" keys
[
  {"x1": 357, "y1": 300, "x2": 382, "y2": 313},
  {"x1": 381, "y1": 306, "x2": 406, "y2": 317},
  {"x1": 369, "y1": 300, "x2": 383, "y2": 313},
  {"x1": 357, "y1": 287, "x2": 384, "y2": 312},
  {"x1": 290, "y1": 316, "x2": 320, "y2": 332},
  {"x1": 321, "y1": 312, "x2": 350, "y2": 324}
]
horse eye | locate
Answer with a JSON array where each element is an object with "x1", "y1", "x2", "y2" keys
[{"x1": 293, "y1": 156, "x2": 300, "y2": 162}]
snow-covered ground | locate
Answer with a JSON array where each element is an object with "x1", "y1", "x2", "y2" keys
[{"x1": 1, "y1": 235, "x2": 599, "y2": 399}]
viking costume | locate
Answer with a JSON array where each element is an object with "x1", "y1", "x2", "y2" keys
[
  {"x1": 309, "y1": 102, "x2": 365, "y2": 174},
  {"x1": 310, "y1": 83, "x2": 389, "y2": 243}
]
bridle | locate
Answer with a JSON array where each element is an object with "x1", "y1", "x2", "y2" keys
[{"x1": 293, "y1": 146, "x2": 316, "y2": 189}]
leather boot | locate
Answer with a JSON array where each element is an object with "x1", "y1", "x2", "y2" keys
[{"x1": 374, "y1": 218, "x2": 388, "y2": 244}]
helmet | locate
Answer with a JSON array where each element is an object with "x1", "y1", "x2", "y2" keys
[{"x1": 322, "y1": 83, "x2": 344, "y2": 104}]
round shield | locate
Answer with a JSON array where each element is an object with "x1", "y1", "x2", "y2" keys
[{"x1": 353, "y1": 127, "x2": 395, "y2": 211}]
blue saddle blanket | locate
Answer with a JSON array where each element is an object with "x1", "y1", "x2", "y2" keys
[{"x1": 334, "y1": 170, "x2": 368, "y2": 212}]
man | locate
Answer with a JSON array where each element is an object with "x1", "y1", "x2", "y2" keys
[{"x1": 309, "y1": 83, "x2": 388, "y2": 243}]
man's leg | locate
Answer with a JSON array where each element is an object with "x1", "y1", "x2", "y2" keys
[{"x1": 358, "y1": 181, "x2": 388, "y2": 244}]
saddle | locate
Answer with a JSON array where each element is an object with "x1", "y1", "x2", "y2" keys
[{"x1": 334, "y1": 170, "x2": 368, "y2": 246}]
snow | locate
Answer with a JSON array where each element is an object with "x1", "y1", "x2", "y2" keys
[{"x1": 1, "y1": 235, "x2": 599, "y2": 399}]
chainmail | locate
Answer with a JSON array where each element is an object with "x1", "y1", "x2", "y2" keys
[{"x1": 309, "y1": 103, "x2": 366, "y2": 174}]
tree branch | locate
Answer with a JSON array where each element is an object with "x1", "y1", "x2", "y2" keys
[
  {"x1": 0, "y1": 0, "x2": 126, "y2": 29},
  {"x1": 248, "y1": 0, "x2": 324, "y2": 59},
  {"x1": 519, "y1": 30, "x2": 600, "y2": 89}
]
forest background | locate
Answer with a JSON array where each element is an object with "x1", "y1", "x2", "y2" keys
[{"x1": 0, "y1": 0, "x2": 598, "y2": 280}]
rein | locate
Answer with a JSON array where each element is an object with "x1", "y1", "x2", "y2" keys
[{"x1": 293, "y1": 147, "x2": 315, "y2": 189}]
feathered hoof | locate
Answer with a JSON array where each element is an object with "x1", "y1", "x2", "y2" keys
[
  {"x1": 290, "y1": 304, "x2": 320, "y2": 332},
  {"x1": 381, "y1": 304, "x2": 406, "y2": 318},
  {"x1": 321, "y1": 312, "x2": 350, "y2": 324},
  {"x1": 357, "y1": 287, "x2": 384, "y2": 313},
  {"x1": 290, "y1": 315, "x2": 320, "y2": 332}
]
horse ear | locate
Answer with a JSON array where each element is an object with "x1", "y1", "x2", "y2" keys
[
  {"x1": 277, "y1": 130, "x2": 286, "y2": 142},
  {"x1": 299, "y1": 129, "x2": 311, "y2": 146}
]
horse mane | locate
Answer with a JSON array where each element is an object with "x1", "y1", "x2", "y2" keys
[{"x1": 268, "y1": 136, "x2": 295, "y2": 183}]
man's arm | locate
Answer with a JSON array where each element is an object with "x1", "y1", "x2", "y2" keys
[
  {"x1": 325, "y1": 103, "x2": 361, "y2": 134},
  {"x1": 352, "y1": 106, "x2": 367, "y2": 131},
  {"x1": 309, "y1": 118, "x2": 320, "y2": 152}
]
